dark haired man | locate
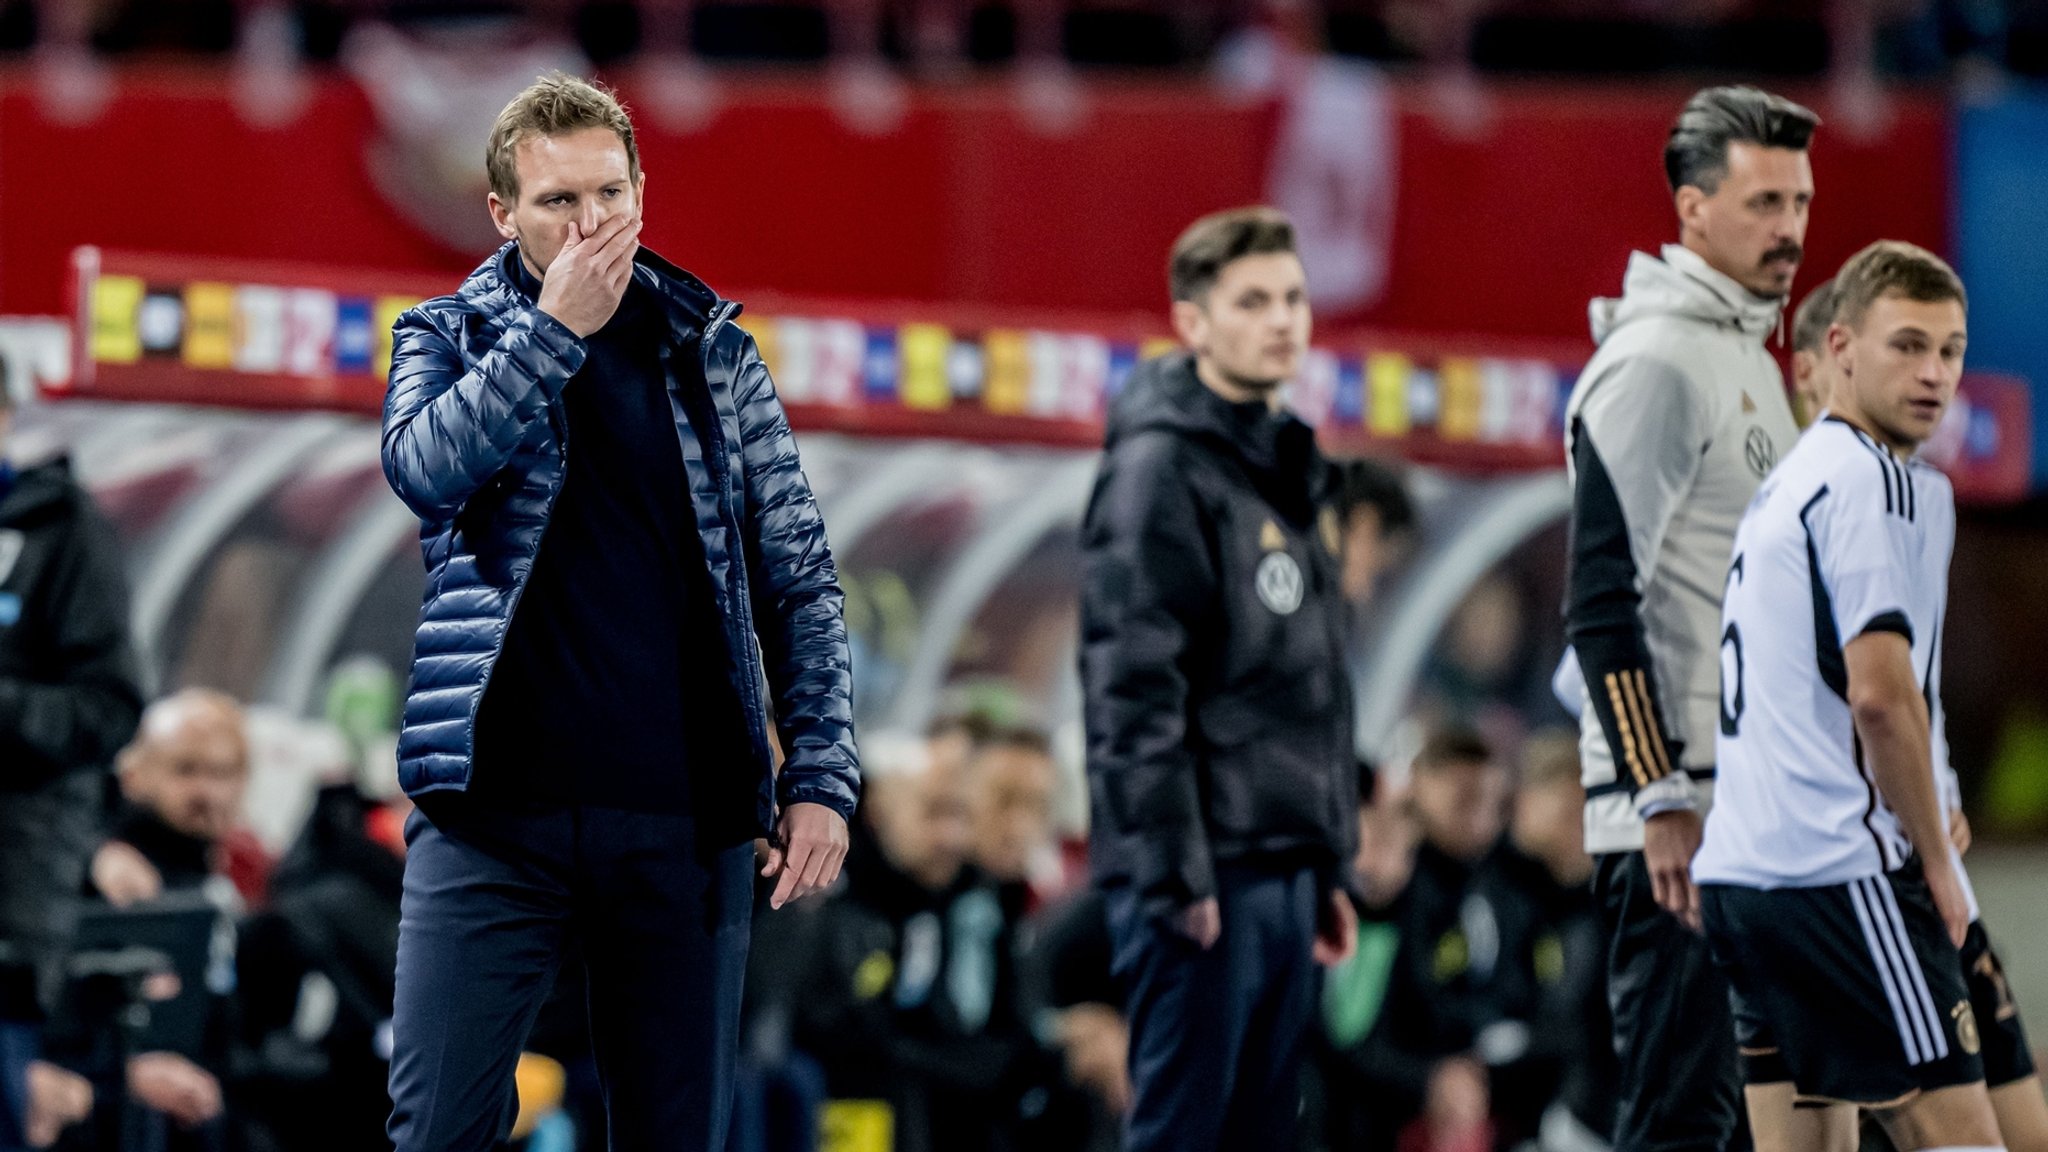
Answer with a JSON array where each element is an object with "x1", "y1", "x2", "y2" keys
[
  {"x1": 1332, "y1": 457, "x2": 1415, "y2": 608},
  {"x1": 380, "y1": 72, "x2": 856, "y2": 1152},
  {"x1": 1562, "y1": 85, "x2": 1813, "y2": 1152},
  {"x1": 1081, "y1": 206, "x2": 1358, "y2": 1151}
]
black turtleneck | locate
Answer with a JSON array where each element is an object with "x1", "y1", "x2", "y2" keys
[{"x1": 470, "y1": 251, "x2": 739, "y2": 812}]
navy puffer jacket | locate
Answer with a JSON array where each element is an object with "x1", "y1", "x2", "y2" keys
[{"x1": 381, "y1": 242, "x2": 858, "y2": 832}]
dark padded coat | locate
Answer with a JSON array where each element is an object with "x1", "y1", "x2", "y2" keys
[
  {"x1": 380, "y1": 242, "x2": 858, "y2": 832},
  {"x1": 1079, "y1": 353, "x2": 1356, "y2": 916}
]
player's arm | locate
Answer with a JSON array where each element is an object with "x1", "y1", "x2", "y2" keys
[
  {"x1": 1564, "y1": 357, "x2": 1709, "y2": 811},
  {"x1": 1079, "y1": 433, "x2": 1219, "y2": 927},
  {"x1": 1845, "y1": 633, "x2": 1964, "y2": 942},
  {"x1": 1822, "y1": 470, "x2": 1968, "y2": 945}
]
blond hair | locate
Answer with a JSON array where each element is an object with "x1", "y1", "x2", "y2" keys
[
  {"x1": 486, "y1": 71, "x2": 639, "y2": 202},
  {"x1": 1831, "y1": 240, "x2": 1967, "y2": 331}
]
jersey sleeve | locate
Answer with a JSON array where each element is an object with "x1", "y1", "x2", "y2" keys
[
  {"x1": 1810, "y1": 449, "x2": 1922, "y2": 645},
  {"x1": 1564, "y1": 355, "x2": 1713, "y2": 804}
]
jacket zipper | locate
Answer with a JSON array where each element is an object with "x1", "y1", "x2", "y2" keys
[{"x1": 698, "y1": 303, "x2": 779, "y2": 786}]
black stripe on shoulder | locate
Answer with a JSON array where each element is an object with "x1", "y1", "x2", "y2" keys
[
  {"x1": 1849, "y1": 426, "x2": 1897, "y2": 516},
  {"x1": 1843, "y1": 420, "x2": 1919, "y2": 522},
  {"x1": 1799, "y1": 485, "x2": 1830, "y2": 520}
]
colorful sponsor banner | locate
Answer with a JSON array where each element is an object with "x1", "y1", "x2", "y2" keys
[
  {"x1": 65, "y1": 248, "x2": 435, "y2": 412},
  {"x1": 60, "y1": 247, "x2": 2032, "y2": 500}
]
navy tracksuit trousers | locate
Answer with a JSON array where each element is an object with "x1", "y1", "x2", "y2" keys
[
  {"x1": 1104, "y1": 863, "x2": 1321, "y2": 1152},
  {"x1": 386, "y1": 801, "x2": 753, "y2": 1152}
]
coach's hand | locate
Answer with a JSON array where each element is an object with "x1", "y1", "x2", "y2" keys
[
  {"x1": 763, "y1": 802, "x2": 849, "y2": 910},
  {"x1": 1924, "y1": 857, "x2": 1972, "y2": 949},
  {"x1": 535, "y1": 212, "x2": 642, "y2": 338},
  {"x1": 1176, "y1": 897, "x2": 1222, "y2": 950},
  {"x1": 1949, "y1": 808, "x2": 1972, "y2": 855},
  {"x1": 1643, "y1": 808, "x2": 1703, "y2": 933}
]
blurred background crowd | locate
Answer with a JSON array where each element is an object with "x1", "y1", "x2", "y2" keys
[
  {"x1": 0, "y1": 436, "x2": 1643, "y2": 1152},
  {"x1": 0, "y1": 0, "x2": 2043, "y2": 81},
  {"x1": 2, "y1": 0, "x2": 2047, "y2": 1150}
]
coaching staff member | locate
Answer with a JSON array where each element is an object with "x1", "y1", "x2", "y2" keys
[
  {"x1": 1563, "y1": 87, "x2": 1811, "y2": 1152},
  {"x1": 379, "y1": 73, "x2": 856, "y2": 1152},
  {"x1": 1081, "y1": 207, "x2": 1358, "y2": 1152}
]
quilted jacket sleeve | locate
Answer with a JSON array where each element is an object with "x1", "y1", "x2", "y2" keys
[
  {"x1": 728, "y1": 331, "x2": 859, "y2": 823},
  {"x1": 381, "y1": 304, "x2": 587, "y2": 522}
]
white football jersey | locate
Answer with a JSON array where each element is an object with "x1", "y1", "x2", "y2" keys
[{"x1": 1694, "y1": 416, "x2": 1955, "y2": 890}]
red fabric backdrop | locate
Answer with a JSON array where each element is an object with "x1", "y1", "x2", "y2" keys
[{"x1": 0, "y1": 69, "x2": 1949, "y2": 349}]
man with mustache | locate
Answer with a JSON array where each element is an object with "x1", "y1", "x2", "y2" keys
[{"x1": 1561, "y1": 86, "x2": 1811, "y2": 1152}]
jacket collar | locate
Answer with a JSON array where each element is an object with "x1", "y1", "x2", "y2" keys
[
  {"x1": 470, "y1": 241, "x2": 731, "y2": 340},
  {"x1": 1107, "y1": 352, "x2": 1324, "y2": 496},
  {"x1": 1588, "y1": 243, "x2": 1786, "y2": 345}
]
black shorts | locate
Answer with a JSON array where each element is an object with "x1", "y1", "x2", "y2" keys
[
  {"x1": 1700, "y1": 863, "x2": 1984, "y2": 1106},
  {"x1": 1960, "y1": 920, "x2": 2037, "y2": 1089}
]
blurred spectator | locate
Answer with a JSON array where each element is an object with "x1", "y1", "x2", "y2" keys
[
  {"x1": 1476, "y1": 730, "x2": 1611, "y2": 1152},
  {"x1": 0, "y1": 381, "x2": 143, "y2": 1152},
  {"x1": 1306, "y1": 761, "x2": 1421, "y2": 1152},
  {"x1": 926, "y1": 711, "x2": 997, "y2": 779},
  {"x1": 1315, "y1": 726, "x2": 1508, "y2": 1152},
  {"x1": 1316, "y1": 727, "x2": 1612, "y2": 1152},
  {"x1": 75, "y1": 690, "x2": 254, "y2": 1152},
  {"x1": 996, "y1": 723, "x2": 1116, "y2": 1151},
  {"x1": 1017, "y1": 889, "x2": 1125, "y2": 1152},
  {"x1": 965, "y1": 726, "x2": 1059, "y2": 910},
  {"x1": 791, "y1": 735, "x2": 1049, "y2": 1152},
  {"x1": 1333, "y1": 456, "x2": 1416, "y2": 609},
  {"x1": 233, "y1": 781, "x2": 409, "y2": 1152},
  {"x1": 93, "y1": 690, "x2": 265, "y2": 912}
]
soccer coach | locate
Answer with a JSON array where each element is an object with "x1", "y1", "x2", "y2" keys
[
  {"x1": 1081, "y1": 207, "x2": 1358, "y2": 1151},
  {"x1": 379, "y1": 73, "x2": 856, "y2": 1152}
]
